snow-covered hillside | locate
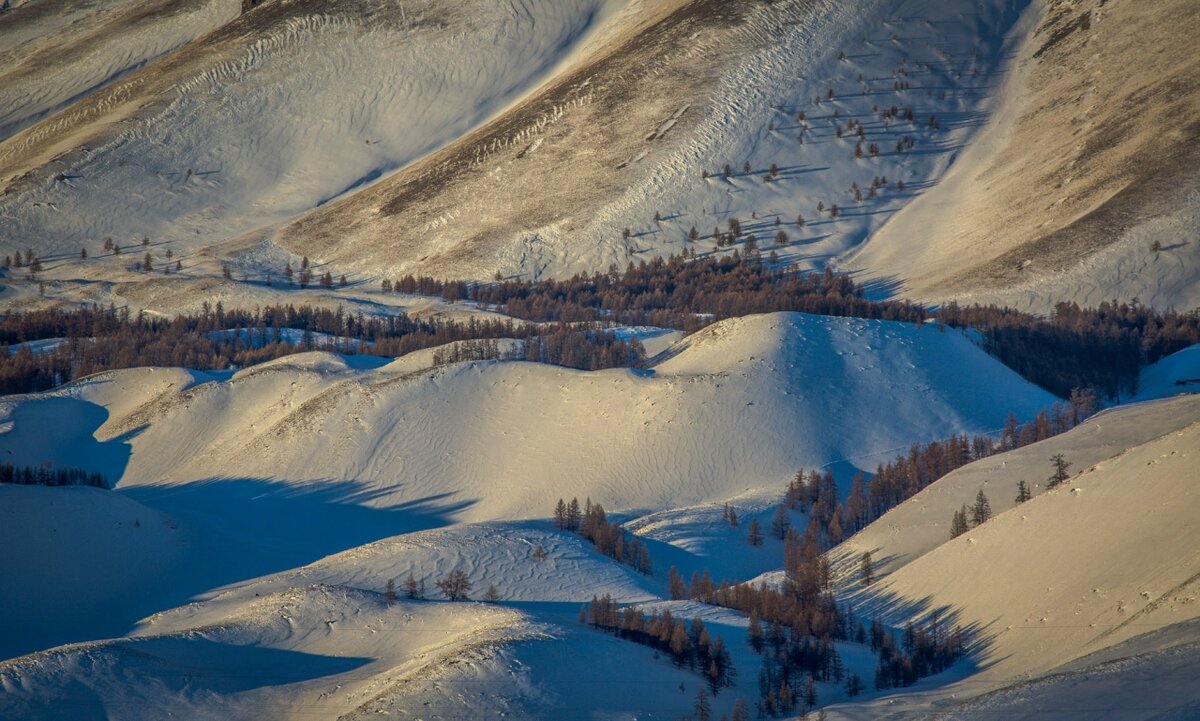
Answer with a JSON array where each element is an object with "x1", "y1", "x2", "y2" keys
[
  {"x1": 3, "y1": 0, "x2": 1198, "y2": 718},
  {"x1": 277, "y1": 0, "x2": 1031, "y2": 283},
  {"x1": 832, "y1": 394, "x2": 1200, "y2": 680},
  {"x1": 2, "y1": 0, "x2": 1196, "y2": 316},
  {"x1": 0, "y1": 0, "x2": 621, "y2": 276},
  {"x1": 4, "y1": 366, "x2": 1193, "y2": 720},
  {"x1": 1, "y1": 0, "x2": 1049, "y2": 315},
  {"x1": 2, "y1": 313, "x2": 1056, "y2": 519},
  {"x1": 0, "y1": 0, "x2": 241, "y2": 143},
  {"x1": 847, "y1": 0, "x2": 1200, "y2": 313},
  {"x1": 829, "y1": 393, "x2": 1200, "y2": 580},
  {"x1": 0, "y1": 312, "x2": 1056, "y2": 660}
]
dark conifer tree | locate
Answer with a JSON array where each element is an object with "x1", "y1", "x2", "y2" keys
[
  {"x1": 1016, "y1": 480, "x2": 1032, "y2": 503},
  {"x1": 668, "y1": 566, "x2": 687, "y2": 600},
  {"x1": 950, "y1": 506, "x2": 969, "y2": 538},
  {"x1": 436, "y1": 569, "x2": 472, "y2": 601},
  {"x1": 1048, "y1": 454, "x2": 1071, "y2": 488},
  {"x1": 771, "y1": 503, "x2": 790, "y2": 539},
  {"x1": 971, "y1": 489, "x2": 992, "y2": 526},
  {"x1": 747, "y1": 517, "x2": 764, "y2": 546},
  {"x1": 554, "y1": 498, "x2": 567, "y2": 529}
]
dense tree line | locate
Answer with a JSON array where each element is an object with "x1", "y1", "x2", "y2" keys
[
  {"x1": 0, "y1": 462, "x2": 108, "y2": 488},
  {"x1": 390, "y1": 255, "x2": 1200, "y2": 397},
  {"x1": 6, "y1": 256, "x2": 1196, "y2": 397},
  {"x1": 940, "y1": 300, "x2": 1200, "y2": 398},
  {"x1": 582, "y1": 595, "x2": 735, "y2": 694},
  {"x1": 0, "y1": 305, "x2": 644, "y2": 395},
  {"x1": 389, "y1": 252, "x2": 927, "y2": 332},
  {"x1": 554, "y1": 497, "x2": 652, "y2": 574}
]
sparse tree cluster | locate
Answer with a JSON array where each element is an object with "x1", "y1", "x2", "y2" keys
[
  {"x1": 871, "y1": 614, "x2": 964, "y2": 690},
  {"x1": 582, "y1": 596, "x2": 735, "y2": 694},
  {"x1": 553, "y1": 498, "x2": 651, "y2": 574}
]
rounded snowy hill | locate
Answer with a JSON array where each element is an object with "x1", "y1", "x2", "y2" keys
[{"x1": 1, "y1": 313, "x2": 1056, "y2": 522}]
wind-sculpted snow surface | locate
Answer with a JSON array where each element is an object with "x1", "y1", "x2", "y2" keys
[
  {"x1": 0, "y1": 313, "x2": 1054, "y2": 656},
  {"x1": 0, "y1": 0, "x2": 621, "y2": 270},
  {"x1": 0, "y1": 0, "x2": 241, "y2": 143},
  {"x1": 2, "y1": 317, "x2": 1196, "y2": 718}
]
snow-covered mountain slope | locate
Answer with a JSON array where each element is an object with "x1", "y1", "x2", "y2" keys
[
  {"x1": 0, "y1": 312, "x2": 1057, "y2": 659},
  {"x1": 1, "y1": 0, "x2": 1039, "y2": 313},
  {"x1": 0, "y1": 0, "x2": 241, "y2": 143},
  {"x1": 0, "y1": 0, "x2": 622, "y2": 274},
  {"x1": 4, "y1": 0, "x2": 1196, "y2": 316},
  {"x1": 846, "y1": 0, "x2": 1200, "y2": 313},
  {"x1": 833, "y1": 394, "x2": 1200, "y2": 680},
  {"x1": 276, "y1": 0, "x2": 1029, "y2": 282},
  {"x1": 830, "y1": 393, "x2": 1200, "y2": 581}
]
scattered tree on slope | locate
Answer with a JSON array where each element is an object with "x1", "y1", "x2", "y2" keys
[{"x1": 436, "y1": 569, "x2": 472, "y2": 601}]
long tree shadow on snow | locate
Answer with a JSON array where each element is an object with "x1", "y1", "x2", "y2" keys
[
  {"x1": 833, "y1": 555, "x2": 1005, "y2": 680},
  {"x1": 124, "y1": 478, "x2": 472, "y2": 582}
]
